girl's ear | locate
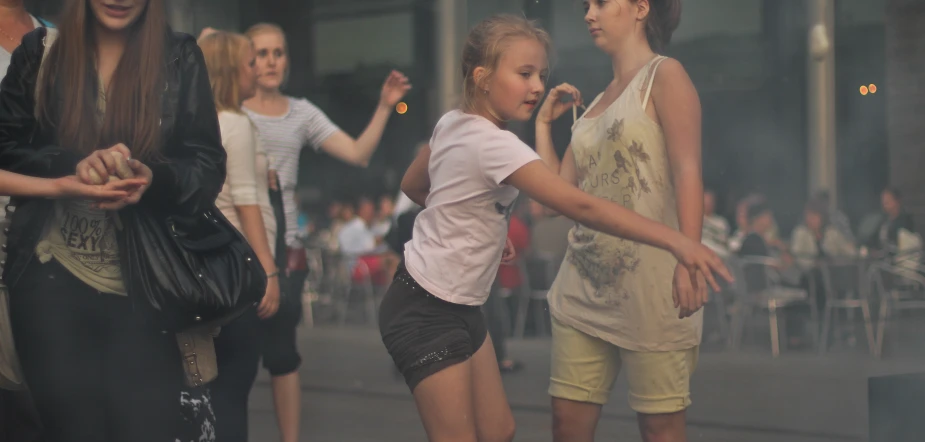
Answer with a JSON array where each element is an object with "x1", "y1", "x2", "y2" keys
[{"x1": 473, "y1": 66, "x2": 489, "y2": 93}]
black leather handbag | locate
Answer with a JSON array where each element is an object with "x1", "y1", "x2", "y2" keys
[{"x1": 117, "y1": 205, "x2": 267, "y2": 332}]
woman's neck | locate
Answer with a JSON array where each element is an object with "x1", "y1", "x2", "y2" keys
[
  {"x1": 0, "y1": 1, "x2": 29, "y2": 23},
  {"x1": 250, "y1": 86, "x2": 284, "y2": 104},
  {"x1": 0, "y1": 1, "x2": 25, "y2": 14},
  {"x1": 95, "y1": 26, "x2": 129, "y2": 59},
  {"x1": 607, "y1": 39, "x2": 656, "y2": 83}
]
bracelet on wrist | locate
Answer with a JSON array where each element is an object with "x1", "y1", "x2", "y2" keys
[{"x1": 266, "y1": 271, "x2": 279, "y2": 278}]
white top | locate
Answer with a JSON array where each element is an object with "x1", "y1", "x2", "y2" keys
[
  {"x1": 0, "y1": 16, "x2": 40, "y2": 79},
  {"x1": 702, "y1": 214, "x2": 731, "y2": 257},
  {"x1": 215, "y1": 111, "x2": 277, "y2": 256},
  {"x1": 393, "y1": 191, "x2": 420, "y2": 218},
  {"x1": 338, "y1": 217, "x2": 383, "y2": 257},
  {"x1": 404, "y1": 110, "x2": 541, "y2": 306},
  {"x1": 245, "y1": 97, "x2": 340, "y2": 247},
  {"x1": 547, "y1": 56, "x2": 703, "y2": 352}
]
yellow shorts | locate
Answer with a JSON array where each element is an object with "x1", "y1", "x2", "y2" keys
[{"x1": 548, "y1": 317, "x2": 699, "y2": 415}]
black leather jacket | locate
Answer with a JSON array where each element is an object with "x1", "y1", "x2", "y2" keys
[{"x1": 0, "y1": 27, "x2": 226, "y2": 289}]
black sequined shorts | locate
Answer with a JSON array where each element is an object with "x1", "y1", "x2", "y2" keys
[{"x1": 378, "y1": 264, "x2": 488, "y2": 392}]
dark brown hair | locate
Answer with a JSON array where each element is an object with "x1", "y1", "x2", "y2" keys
[
  {"x1": 883, "y1": 186, "x2": 903, "y2": 202},
  {"x1": 35, "y1": 0, "x2": 168, "y2": 161},
  {"x1": 805, "y1": 199, "x2": 830, "y2": 227},
  {"x1": 633, "y1": 0, "x2": 682, "y2": 53}
]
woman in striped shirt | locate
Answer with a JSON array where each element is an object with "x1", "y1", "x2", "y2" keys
[{"x1": 241, "y1": 22, "x2": 410, "y2": 442}]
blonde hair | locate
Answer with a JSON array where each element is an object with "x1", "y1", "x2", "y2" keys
[
  {"x1": 199, "y1": 31, "x2": 253, "y2": 113},
  {"x1": 461, "y1": 14, "x2": 552, "y2": 113},
  {"x1": 245, "y1": 22, "x2": 290, "y2": 88}
]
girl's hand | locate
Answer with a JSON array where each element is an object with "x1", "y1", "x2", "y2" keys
[
  {"x1": 500, "y1": 237, "x2": 517, "y2": 265},
  {"x1": 670, "y1": 235, "x2": 733, "y2": 295},
  {"x1": 536, "y1": 83, "x2": 583, "y2": 125}
]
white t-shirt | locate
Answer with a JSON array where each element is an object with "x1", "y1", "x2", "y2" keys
[
  {"x1": 403, "y1": 110, "x2": 541, "y2": 306},
  {"x1": 214, "y1": 111, "x2": 277, "y2": 256},
  {"x1": 338, "y1": 217, "x2": 383, "y2": 257}
]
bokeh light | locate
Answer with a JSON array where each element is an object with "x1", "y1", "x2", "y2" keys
[{"x1": 396, "y1": 102, "x2": 408, "y2": 114}]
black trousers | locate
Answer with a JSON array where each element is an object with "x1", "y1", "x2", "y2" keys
[
  {"x1": 0, "y1": 389, "x2": 43, "y2": 442},
  {"x1": 9, "y1": 260, "x2": 183, "y2": 442},
  {"x1": 211, "y1": 309, "x2": 261, "y2": 442}
]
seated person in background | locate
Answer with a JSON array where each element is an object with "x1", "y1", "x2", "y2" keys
[
  {"x1": 372, "y1": 194, "x2": 395, "y2": 237},
  {"x1": 872, "y1": 187, "x2": 916, "y2": 258},
  {"x1": 318, "y1": 200, "x2": 353, "y2": 251},
  {"x1": 702, "y1": 189, "x2": 731, "y2": 256},
  {"x1": 729, "y1": 194, "x2": 760, "y2": 252},
  {"x1": 740, "y1": 203, "x2": 814, "y2": 347},
  {"x1": 338, "y1": 196, "x2": 400, "y2": 283},
  {"x1": 791, "y1": 199, "x2": 857, "y2": 270},
  {"x1": 738, "y1": 203, "x2": 795, "y2": 290},
  {"x1": 811, "y1": 190, "x2": 854, "y2": 243}
]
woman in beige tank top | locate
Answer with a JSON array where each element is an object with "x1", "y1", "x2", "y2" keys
[{"x1": 534, "y1": 1, "x2": 705, "y2": 441}]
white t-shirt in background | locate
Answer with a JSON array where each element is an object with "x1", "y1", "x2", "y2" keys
[{"x1": 404, "y1": 110, "x2": 541, "y2": 306}]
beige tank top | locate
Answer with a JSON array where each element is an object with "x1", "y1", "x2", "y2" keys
[{"x1": 547, "y1": 56, "x2": 703, "y2": 352}]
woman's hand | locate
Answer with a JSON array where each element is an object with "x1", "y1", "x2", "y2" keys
[
  {"x1": 93, "y1": 158, "x2": 153, "y2": 211},
  {"x1": 76, "y1": 144, "x2": 133, "y2": 185},
  {"x1": 378, "y1": 70, "x2": 412, "y2": 109},
  {"x1": 52, "y1": 175, "x2": 147, "y2": 201},
  {"x1": 536, "y1": 83, "x2": 583, "y2": 125},
  {"x1": 257, "y1": 274, "x2": 280, "y2": 319},
  {"x1": 268, "y1": 169, "x2": 279, "y2": 191}
]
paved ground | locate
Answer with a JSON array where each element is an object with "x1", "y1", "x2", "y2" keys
[{"x1": 245, "y1": 324, "x2": 925, "y2": 441}]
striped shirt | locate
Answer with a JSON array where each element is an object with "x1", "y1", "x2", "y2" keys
[{"x1": 245, "y1": 97, "x2": 340, "y2": 247}]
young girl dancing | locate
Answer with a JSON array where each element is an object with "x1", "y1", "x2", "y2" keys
[{"x1": 378, "y1": 14, "x2": 731, "y2": 442}]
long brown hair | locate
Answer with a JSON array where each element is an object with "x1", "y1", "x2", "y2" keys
[
  {"x1": 198, "y1": 31, "x2": 252, "y2": 113},
  {"x1": 35, "y1": 0, "x2": 168, "y2": 161}
]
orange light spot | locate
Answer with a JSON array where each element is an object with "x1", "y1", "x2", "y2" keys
[
  {"x1": 860, "y1": 85, "x2": 869, "y2": 96},
  {"x1": 869, "y1": 84, "x2": 878, "y2": 94},
  {"x1": 396, "y1": 102, "x2": 408, "y2": 114}
]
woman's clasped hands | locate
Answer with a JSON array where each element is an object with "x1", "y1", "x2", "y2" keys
[{"x1": 73, "y1": 143, "x2": 153, "y2": 209}]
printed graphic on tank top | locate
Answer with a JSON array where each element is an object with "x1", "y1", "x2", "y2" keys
[{"x1": 547, "y1": 56, "x2": 703, "y2": 352}]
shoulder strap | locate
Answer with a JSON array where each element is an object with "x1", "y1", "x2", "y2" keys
[
  {"x1": 36, "y1": 17, "x2": 55, "y2": 28},
  {"x1": 570, "y1": 92, "x2": 604, "y2": 132},
  {"x1": 642, "y1": 56, "x2": 668, "y2": 111}
]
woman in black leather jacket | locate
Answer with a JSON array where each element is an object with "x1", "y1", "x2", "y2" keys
[{"x1": 0, "y1": 1, "x2": 224, "y2": 441}]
